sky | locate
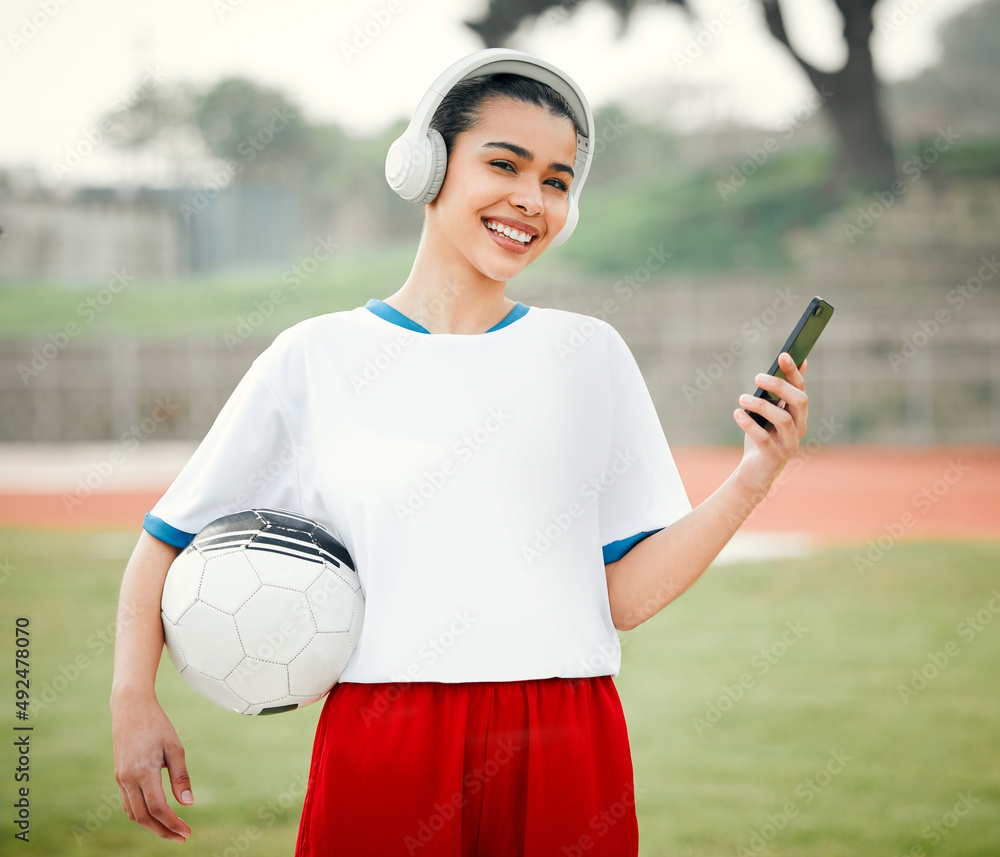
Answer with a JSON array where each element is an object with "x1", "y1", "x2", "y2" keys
[{"x1": 0, "y1": 0, "x2": 980, "y2": 187}]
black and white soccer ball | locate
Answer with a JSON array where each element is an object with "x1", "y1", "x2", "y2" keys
[{"x1": 160, "y1": 508, "x2": 364, "y2": 715}]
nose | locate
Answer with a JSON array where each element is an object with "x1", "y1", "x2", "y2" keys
[{"x1": 509, "y1": 176, "x2": 543, "y2": 218}]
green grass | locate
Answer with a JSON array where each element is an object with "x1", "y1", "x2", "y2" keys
[{"x1": 1, "y1": 531, "x2": 999, "y2": 855}]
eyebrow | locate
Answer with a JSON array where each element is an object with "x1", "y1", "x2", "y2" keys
[{"x1": 481, "y1": 141, "x2": 575, "y2": 179}]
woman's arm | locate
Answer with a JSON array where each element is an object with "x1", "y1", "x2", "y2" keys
[
  {"x1": 607, "y1": 353, "x2": 808, "y2": 631},
  {"x1": 110, "y1": 528, "x2": 194, "y2": 844}
]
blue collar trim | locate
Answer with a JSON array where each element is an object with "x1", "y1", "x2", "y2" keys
[{"x1": 365, "y1": 299, "x2": 529, "y2": 334}]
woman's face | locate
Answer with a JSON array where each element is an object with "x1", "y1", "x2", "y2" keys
[{"x1": 425, "y1": 96, "x2": 579, "y2": 283}]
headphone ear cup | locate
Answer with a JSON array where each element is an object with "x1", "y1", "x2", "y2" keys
[{"x1": 415, "y1": 128, "x2": 448, "y2": 204}]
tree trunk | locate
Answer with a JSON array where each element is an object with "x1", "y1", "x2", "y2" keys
[{"x1": 763, "y1": 0, "x2": 896, "y2": 191}]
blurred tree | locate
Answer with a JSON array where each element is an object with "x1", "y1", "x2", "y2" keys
[
  {"x1": 464, "y1": 0, "x2": 896, "y2": 190},
  {"x1": 100, "y1": 74, "x2": 425, "y2": 244},
  {"x1": 99, "y1": 80, "x2": 204, "y2": 185},
  {"x1": 887, "y1": 0, "x2": 1000, "y2": 138}
]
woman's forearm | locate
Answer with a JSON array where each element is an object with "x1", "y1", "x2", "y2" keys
[
  {"x1": 111, "y1": 530, "x2": 181, "y2": 704},
  {"x1": 606, "y1": 466, "x2": 769, "y2": 631}
]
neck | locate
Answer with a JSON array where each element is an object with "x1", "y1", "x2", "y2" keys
[{"x1": 384, "y1": 228, "x2": 515, "y2": 335}]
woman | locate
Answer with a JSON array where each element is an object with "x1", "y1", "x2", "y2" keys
[{"x1": 111, "y1": 50, "x2": 808, "y2": 855}]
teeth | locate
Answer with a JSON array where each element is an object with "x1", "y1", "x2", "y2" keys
[{"x1": 485, "y1": 220, "x2": 532, "y2": 245}]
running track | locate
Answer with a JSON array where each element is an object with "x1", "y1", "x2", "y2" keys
[{"x1": 0, "y1": 444, "x2": 996, "y2": 547}]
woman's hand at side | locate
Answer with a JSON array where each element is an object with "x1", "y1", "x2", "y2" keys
[
  {"x1": 111, "y1": 529, "x2": 192, "y2": 843},
  {"x1": 733, "y1": 352, "x2": 809, "y2": 498},
  {"x1": 112, "y1": 689, "x2": 193, "y2": 843}
]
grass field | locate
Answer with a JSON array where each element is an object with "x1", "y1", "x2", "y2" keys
[{"x1": 1, "y1": 529, "x2": 998, "y2": 856}]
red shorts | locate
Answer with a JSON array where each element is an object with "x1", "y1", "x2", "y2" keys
[{"x1": 295, "y1": 676, "x2": 639, "y2": 857}]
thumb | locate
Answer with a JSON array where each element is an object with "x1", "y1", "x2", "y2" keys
[{"x1": 164, "y1": 741, "x2": 194, "y2": 806}]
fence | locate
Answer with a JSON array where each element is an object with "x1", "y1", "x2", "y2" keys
[{"x1": 2, "y1": 283, "x2": 998, "y2": 445}]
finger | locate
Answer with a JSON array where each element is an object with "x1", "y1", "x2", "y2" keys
[
  {"x1": 755, "y1": 369, "x2": 807, "y2": 412},
  {"x1": 777, "y1": 352, "x2": 807, "y2": 390},
  {"x1": 734, "y1": 406, "x2": 778, "y2": 446},
  {"x1": 774, "y1": 354, "x2": 809, "y2": 436},
  {"x1": 739, "y1": 392, "x2": 791, "y2": 431},
  {"x1": 123, "y1": 781, "x2": 185, "y2": 842},
  {"x1": 138, "y1": 778, "x2": 191, "y2": 842},
  {"x1": 165, "y1": 740, "x2": 194, "y2": 808},
  {"x1": 118, "y1": 783, "x2": 136, "y2": 822}
]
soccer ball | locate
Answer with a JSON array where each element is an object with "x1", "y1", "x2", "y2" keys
[{"x1": 160, "y1": 508, "x2": 364, "y2": 715}]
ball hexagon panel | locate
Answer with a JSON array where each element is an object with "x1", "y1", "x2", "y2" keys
[
  {"x1": 199, "y1": 551, "x2": 262, "y2": 614},
  {"x1": 306, "y1": 571, "x2": 363, "y2": 632},
  {"x1": 160, "y1": 551, "x2": 206, "y2": 624},
  {"x1": 175, "y1": 602, "x2": 245, "y2": 680},
  {"x1": 182, "y1": 666, "x2": 252, "y2": 715},
  {"x1": 225, "y1": 656, "x2": 289, "y2": 706},
  {"x1": 245, "y1": 544, "x2": 324, "y2": 590},
  {"x1": 288, "y1": 633, "x2": 354, "y2": 697},
  {"x1": 161, "y1": 617, "x2": 187, "y2": 673},
  {"x1": 234, "y1": 587, "x2": 314, "y2": 663}
]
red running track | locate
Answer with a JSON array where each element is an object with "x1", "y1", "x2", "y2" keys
[{"x1": 0, "y1": 445, "x2": 997, "y2": 546}]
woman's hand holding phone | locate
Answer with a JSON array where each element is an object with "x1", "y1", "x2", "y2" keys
[{"x1": 733, "y1": 351, "x2": 809, "y2": 498}]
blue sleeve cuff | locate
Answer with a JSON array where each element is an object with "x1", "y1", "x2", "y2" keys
[
  {"x1": 143, "y1": 513, "x2": 196, "y2": 550},
  {"x1": 602, "y1": 528, "x2": 664, "y2": 564}
]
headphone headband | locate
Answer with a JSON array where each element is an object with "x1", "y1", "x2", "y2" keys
[{"x1": 385, "y1": 48, "x2": 594, "y2": 248}]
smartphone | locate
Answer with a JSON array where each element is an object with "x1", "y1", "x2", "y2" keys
[{"x1": 744, "y1": 296, "x2": 834, "y2": 429}]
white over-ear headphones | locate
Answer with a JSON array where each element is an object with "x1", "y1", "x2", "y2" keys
[{"x1": 384, "y1": 48, "x2": 594, "y2": 248}]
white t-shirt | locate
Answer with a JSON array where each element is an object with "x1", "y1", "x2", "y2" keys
[{"x1": 145, "y1": 299, "x2": 692, "y2": 683}]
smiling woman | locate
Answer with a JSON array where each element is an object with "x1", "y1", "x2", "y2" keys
[
  {"x1": 110, "y1": 46, "x2": 810, "y2": 857},
  {"x1": 381, "y1": 55, "x2": 592, "y2": 334}
]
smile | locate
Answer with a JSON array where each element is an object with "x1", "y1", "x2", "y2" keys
[{"x1": 483, "y1": 218, "x2": 536, "y2": 252}]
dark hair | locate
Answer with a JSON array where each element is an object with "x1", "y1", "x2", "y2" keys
[{"x1": 429, "y1": 73, "x2": 578, "y2": 159}]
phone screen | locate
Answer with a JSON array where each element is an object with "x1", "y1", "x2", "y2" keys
[{"x1": 746, "y1": 297, "x2": 834, "y2": 429}]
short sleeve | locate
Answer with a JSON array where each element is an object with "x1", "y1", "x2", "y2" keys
[
  {"x1": 143, "y1": 345, "x2": 302, "y2": 549},
  {"x1": 599, "y1": 326, "x2": 692, "y2": 564}
]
